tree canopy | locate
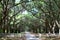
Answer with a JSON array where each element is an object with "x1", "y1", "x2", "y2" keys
[{"x1": 0, "y1": 0, "x2": 60, "y2": 33}]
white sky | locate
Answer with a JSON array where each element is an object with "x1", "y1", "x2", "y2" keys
[
  {"x1": 15, "y1": 0, "x2": 28, "y2": 14},
  {"x1": 22, "y1": 10, "x2": 28, "y2": 14},
  {"x1": 15, "y1": 0, "x2": 20, "y2": 3}
]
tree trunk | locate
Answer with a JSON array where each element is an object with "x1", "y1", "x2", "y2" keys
[
  {"x1": 59, "y1": 28, "x2": 60, "y2": 35},
  {"x1": 52, "y1": 23, "x2": 55, "y2": 34},
  {"x1": 55, "y1": 20, "x2": 60, "y2": 35}
]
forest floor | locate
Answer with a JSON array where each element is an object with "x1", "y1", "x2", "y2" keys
[{"x1": 0, "y1": 33, "x2": 60, "y2": 40}]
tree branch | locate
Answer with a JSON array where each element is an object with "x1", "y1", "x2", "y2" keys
[
  {"x1": 8, "y1": 9, "x2": 23, "y2": 24},
  {"x1": 55, "y1": 20, "x2": 60, "y2": 28}
]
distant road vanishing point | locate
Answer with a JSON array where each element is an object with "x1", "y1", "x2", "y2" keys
[{"x1": 25, "y1": 32, "x2": 40, "y2": 40}]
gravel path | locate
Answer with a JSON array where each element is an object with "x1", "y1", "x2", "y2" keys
[{"x1": 0, "y1": 33, "x2": 60, "y2": 40}]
